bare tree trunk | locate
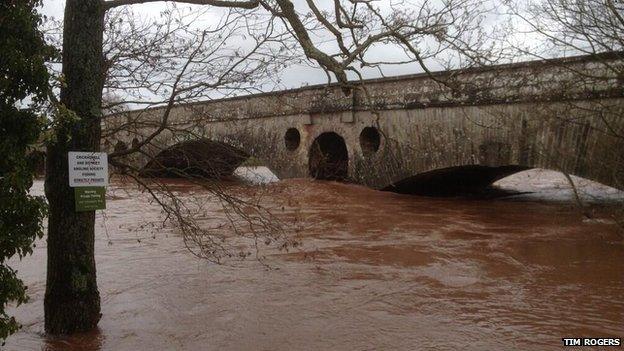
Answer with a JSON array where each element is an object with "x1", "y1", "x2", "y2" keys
[{"x1": 44, "y1": 0, "x2": 104, "y2": 334}]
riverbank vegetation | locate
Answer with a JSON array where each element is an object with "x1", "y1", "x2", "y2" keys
[{"x1": 0, "y1": 0, "x2": 53, "y2": 343}]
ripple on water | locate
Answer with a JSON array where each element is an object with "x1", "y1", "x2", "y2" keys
[{"x1": 5, "y1": 173, "x2": 623, "y2": 351}]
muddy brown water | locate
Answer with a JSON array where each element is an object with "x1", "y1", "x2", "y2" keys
[{"x1": 5, "y1": 170, "x2": 624, "y2": 350}]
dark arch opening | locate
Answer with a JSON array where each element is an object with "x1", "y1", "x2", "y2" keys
[
  {"x1": 382, "y1": 165, "x2": 530, "y2": 197},
  {"x1": 140, "y1": 139, "x2": 249, "y2": 178},
  {"x1": 308, "y1": 132, "x2": 349, "y2": 181},
  {"x1": 284, "y1": 128, "x2": 301, "y2": 151},
  {"x1": 359, "y1": 126, "x2": 380, "y2": 155}
]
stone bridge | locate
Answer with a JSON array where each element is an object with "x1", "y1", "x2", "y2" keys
[{"x1": 103, "y1": 53, "x2": 624, "y2": 194}]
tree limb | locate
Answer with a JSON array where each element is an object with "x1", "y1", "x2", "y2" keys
[{"x1": 103, "y1": 0, "x2": 259, "y2": 11}]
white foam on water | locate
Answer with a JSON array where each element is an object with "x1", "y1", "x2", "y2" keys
[
  {"x1": 233, "y1": 166, "x2": 279, "y2": 184},
  {"x1": 494, "y1": 169, "x2": 624, "y2": 203}
]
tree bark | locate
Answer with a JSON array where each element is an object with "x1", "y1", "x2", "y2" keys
[{"x1": 44, "y1": 0, "x2": 105, "y2": 334}]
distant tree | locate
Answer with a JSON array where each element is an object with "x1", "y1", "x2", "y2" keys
[
  {"x1": 0, "y1": 0, "x2": 53, "y2": 343},
  {"x1": 504, "y1": 0, "x2": 623, "y2": 57},
  {"x1": 503, "y1": 0, "x2": 623, "y2": 136}
]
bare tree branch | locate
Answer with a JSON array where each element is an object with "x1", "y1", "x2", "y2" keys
[{"x1": 103, "y1": 0, "x2": 260, "y2": 11}]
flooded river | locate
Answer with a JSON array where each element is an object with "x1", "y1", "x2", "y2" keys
[{"x1": 5, "y1": 169, "x2": 624, "y2": 350}]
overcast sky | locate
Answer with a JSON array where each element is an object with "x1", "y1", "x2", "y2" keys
[{"x1": 41, "y1": 0, "x2": 469, "y2": 93}]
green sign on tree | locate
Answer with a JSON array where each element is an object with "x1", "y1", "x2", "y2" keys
[{"x1": 74, "y1": 187, "x2": 106, "y2": 212}]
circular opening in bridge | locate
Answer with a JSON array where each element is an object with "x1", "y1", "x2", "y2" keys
[
  {"x1": 308, "y1": 132, "x2": 349, "y2": 181},
  {"x1": 284, "y1": 128, "x2": 301, "y2": 151},
  {"x1": 359, "y1": 126, "x2": 380, "y2": 155}
]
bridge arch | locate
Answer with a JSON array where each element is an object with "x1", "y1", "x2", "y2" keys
[
  {"x1": 139, "y1": 139, "x2": 249, "y2": 178},
  {"x1": 382, "y1": 165, "x2": 530, "y2": 196},
  {"x1": 381, "y1": 164, "x2": 624, "y2": 198},
  {"x1": 309, "y1": 132, "x2": 349, "y2": 181}
]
